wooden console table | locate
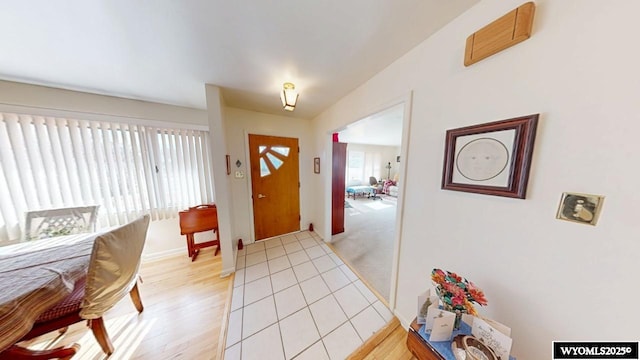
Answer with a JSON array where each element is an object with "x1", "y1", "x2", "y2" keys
[
  {"x1": 406, "y1": 317, "x2": 515, "y2": 360},
  {"x1": 406, "y1": 318, "x2": 446, "y2": 360}
]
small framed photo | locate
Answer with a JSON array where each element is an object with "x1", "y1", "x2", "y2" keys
[
  {"x1": 556, "y1": 192, "x2": 604, "y2": 225},
  {"x1": 226, "y1": 155, "x2": 231, "y2": 175},
  {"x1": 313, "y1": 157, "x2": 320, "y2": 174},
  {"x1": 396, "y1": 156, "x2": 401, "y2": 163}
]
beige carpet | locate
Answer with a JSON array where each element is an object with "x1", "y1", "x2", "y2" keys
[{"x1": 330, "y1": 195, "x2": 397, "y2": 301}]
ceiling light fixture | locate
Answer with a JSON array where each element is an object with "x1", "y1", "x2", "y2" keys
[{"x1": 280, "y1": 82, "x2": 298, "y2": 111}]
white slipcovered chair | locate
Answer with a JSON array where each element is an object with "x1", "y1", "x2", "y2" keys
[{"x1": 8, "y1": 215, "x2": 150, "y2": 358}]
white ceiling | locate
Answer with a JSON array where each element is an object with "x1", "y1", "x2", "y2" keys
[
  {"x1": 0, "y1": 1, "x2": 478, "y2": 119},
  {"x1": 338, "y1": 103, "x2": 404, "y2": 146}
]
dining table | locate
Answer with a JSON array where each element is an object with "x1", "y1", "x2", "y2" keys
[{"x1": 0, "y1": 232, "x2": 98, "y2": 353}]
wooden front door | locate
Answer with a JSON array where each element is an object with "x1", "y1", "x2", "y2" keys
[{"x1": 248, "y1": 134, "x2": 300, "y2": 240}]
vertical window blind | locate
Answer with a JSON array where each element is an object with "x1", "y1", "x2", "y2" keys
[
  {"x1": 0, "y1": 112, "x2": 215, "y2": 243},
  {"x1": 346, "y1": 150, "x2": 382, "y2": 183}
]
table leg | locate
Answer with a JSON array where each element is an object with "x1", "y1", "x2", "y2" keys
[
  {"x1": 186, "y1": 234, "x2": 195, "y2": 258},
  {"x1": 191, "y1": 249, "x2": 200, "y2": 261}
]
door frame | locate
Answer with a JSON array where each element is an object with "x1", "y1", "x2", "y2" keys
[
  {"x1": 323, "y1": 91, "x2": 413, "y2": 311},
  {"x1": 243, "y1": 130, "x2": 302, "y2": 242}
]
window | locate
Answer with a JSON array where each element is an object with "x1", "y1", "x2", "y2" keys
[
  {"x1": 346, "y1": 150, "x2": 381, "y2": 183},
  {"x1": 347, "y1": 150, "x2": 365, "y2": 182},
  {"x1": 0, "y1": 112, "x2": 214, "y2": 243},
  {"x1": 258, "y1": 145, "x2": 290, "y2": 177}
]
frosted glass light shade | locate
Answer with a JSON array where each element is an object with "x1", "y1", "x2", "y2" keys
[{"x1": 280, "y1": 82, "x2": 298, "y2": 111}]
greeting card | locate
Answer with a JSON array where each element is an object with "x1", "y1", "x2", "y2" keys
[
  {"x1": 428, "y1": 309, "x2": 456, "y2": 342},
  {"x1": 417, "y1": 289, "x2": 438, "y2": 325},
  {"x1": 482, "y1": 317, "x2": 511, "y2": 337},
  {"x1": 424, "y1": 299, "x2": 441, "y2": 331},
  {"x1": 471, "y1": 317, "x2": 513, "y2": 359}
]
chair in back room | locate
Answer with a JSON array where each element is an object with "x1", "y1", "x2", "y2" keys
[{"x1": 369, "y1": 176, "x2": 382, "y2": 200}]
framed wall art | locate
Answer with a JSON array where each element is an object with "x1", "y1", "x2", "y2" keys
[
  {"x1": 441, "y1": 114, "x2": 539, "y2": 199},
  {"x1": 556, "y1": 192, "x2": 604, "y2": 226},
  {"x1": 314, "y1": 157, "x2": 320, "y2": 174}
]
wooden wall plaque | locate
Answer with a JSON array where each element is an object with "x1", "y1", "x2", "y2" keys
[{"x1": 464, "y1": 2, "x2": 535, "y2": 66}]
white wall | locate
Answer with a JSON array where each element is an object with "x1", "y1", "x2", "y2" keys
[
  {"x1": 206, "y1": 85, "x2": 236, "y2": 275},
  {"x1": 0, "y1": 80, "x2": 319, "y2": 267},
  {"x1": 312, "y1": 1, "x2": 640, "y2": 358},
  {"x1": 224, "y1": 107, "x2": 315, "y2": 245},
  {"x1": 0, "y1": 80, "x2": 209, "y2": 257},
  {"x1": 0, "y1": 80, "x2": 207, "y2": 126}
]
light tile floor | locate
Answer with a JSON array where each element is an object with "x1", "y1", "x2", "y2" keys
[{"x1": 225, "y1": 231, "x2": 394, "y2": 360}]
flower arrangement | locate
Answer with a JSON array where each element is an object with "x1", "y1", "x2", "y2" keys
[{"x1": 431, "y1": 268, "x2": 488, "y2": 316}]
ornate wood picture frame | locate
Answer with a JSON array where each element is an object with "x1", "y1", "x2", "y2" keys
[
  {"x1": 313, "y1": 157, "x2": 320, "y2": 174},
  {"x1": 441, "y1": 114, "x2": 539, "y2": 199}
]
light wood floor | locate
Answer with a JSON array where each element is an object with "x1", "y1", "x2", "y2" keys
[
  {"x1": 361, "y1": 324, "x2": 416, "y2": 360},
  {"x1": 22, "y1": 248, "x2": 230, "y2": 359},
  {"x1": 21, "y1": 247, "x2": 415, "y2": 359}
]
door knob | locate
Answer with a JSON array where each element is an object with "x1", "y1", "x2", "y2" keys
[{"x1": 257, "y1": 194, "x2": 267, "y2": 199}]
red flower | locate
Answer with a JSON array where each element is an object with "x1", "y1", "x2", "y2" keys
[
  {"x1": 468, "y1": 288, "x2": 487, "y2": 306},
  {"x1": 444, "y1": 282, "x2": 464, "y2": 297},
  {"x1": 467, "y1": 282, "x2": 488, "y2": 306},
  {"x1": 431, "y1": 269, "x2": 446, "y2": 285},
  {"x1": 464, "y1": 298, "x2": 479, "y2": 316},
  {"x1": 447, "y1": 271, "x2": 462, "y2": 283},
  {"x1": 431, "y1": 268, "x2": 488, "y2": 315},
  {"x1": 451, "y1": 295, "x2": 465, "y2": 307}
]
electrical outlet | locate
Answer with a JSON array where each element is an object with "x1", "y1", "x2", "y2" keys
[{"x1": 234, "y1": 170, "x2": 244, "y2": 179}]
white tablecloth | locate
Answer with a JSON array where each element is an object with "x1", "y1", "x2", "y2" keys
[{"x1": 0, "y1": 233, "x2": 97, "y2": 351}]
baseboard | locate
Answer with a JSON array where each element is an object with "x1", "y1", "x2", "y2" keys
[
  {"x1": 220, "y1": 249, "x2": 239, "y2": 277},
  {"x1": 346, "y1": 317, "x2": 401, "y2": 360},
  {"x1": 215, "y1": 271, "x2": 236, "y2": 360},
  {"x1": 395, "y1": 311, "x2": 412, "y2": 330},
  {"x1": 220, "y1": 266, "x2": 235, "y2": 277}
]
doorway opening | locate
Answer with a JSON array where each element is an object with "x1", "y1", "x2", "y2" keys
[{"x1": 330, "y1": 103, "x2": 406, "y2": 302}]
